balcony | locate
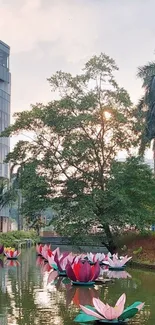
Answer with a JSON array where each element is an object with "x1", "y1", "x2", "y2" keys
[{"x1": 0, "y1": 65, "x2": 9, "y2": 83}]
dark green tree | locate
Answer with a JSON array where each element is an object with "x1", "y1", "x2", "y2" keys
[
  {"x1": 0, "y1": 178, "x2": 16, "y2": 213},
  {"x1": 137, "y1": 61, "x2": 155, "y2": 167},
  {"x1": 1, "y1": 53, "x2": 151, "y2": 252}
]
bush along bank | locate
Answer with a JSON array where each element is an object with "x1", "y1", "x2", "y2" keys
[{"x1": 0, "y1": 230, "x2": 39, "y2": 248}]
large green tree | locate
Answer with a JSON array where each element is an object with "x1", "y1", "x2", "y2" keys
[
  {"x1": 1, "y1": 53, "x2": 153, "y2": 252},
  {"x1": 137, "y1": 60, "x2": 155, "y2": 163}
]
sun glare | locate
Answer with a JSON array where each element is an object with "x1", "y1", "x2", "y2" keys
[{"x1": 104, "y1": 111, "x2": 111, "y2": 120}]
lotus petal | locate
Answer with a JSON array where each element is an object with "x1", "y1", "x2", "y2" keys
[
  {"x1": 103, "y1": 306, "x2": 118, "y2": 320},
  {"x1": 62, "y1": 251, "x2": 70, "y2": 259},
  {"x1": 73, "y1": 261, "x2": 83, "y2": 280},
  {"x1": 78, "y1": 262, "x2": 92, "y2": 282},
  {"x1": 54, "y1": 252, "x2": 63, "y2": 272},
  {"x1": 53, "y1": 247, "x2": 60, "y2": 257},
  {"x1": 115, "y1": 293, "x2": 126, "y2": 310},
  {"x1": 80, "y1": 304, "x2": 104, "y2": 320},
  {"x1": 137, "y1": 302, "x2": 145, "y2": 311},
  {"x1": 91, "y1": 262, "x2": 100, "y2": 281},
  {"x1": 66, "y1": 263, "x2": 76, "y2": 281},
  {"x1": 93, "y1": 298, "x2": 106, "y2": 316}
]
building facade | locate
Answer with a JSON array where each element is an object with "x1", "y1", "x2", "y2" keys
[{"x1": 0, "y1": 41, "x2": 11, "y2": 232}]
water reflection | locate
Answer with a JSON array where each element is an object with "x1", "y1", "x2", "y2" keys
[
  {"x1": 0, "y1": 259, "x2": 3, "y2": 268},
  {"x1": 0, "y1": 249, "x2": 153, "y2": 324},
  {"x1": 107, "y1": 270, "x2": 132, "y2": 279},
  {"x1": 4, "y1": 260, "x2": 20, "y2": 268},
  {"x1": 66, "y1": 286, "x2": 99, "y2": 307}
]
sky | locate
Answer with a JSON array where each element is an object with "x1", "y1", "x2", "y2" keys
[{"x1": 0, "y1": 0, "x2": 155, "y2": 157}]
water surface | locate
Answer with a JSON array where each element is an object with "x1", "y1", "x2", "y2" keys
[{"x1": 0, "y1": 248, "x2": 153, "y2": 324}]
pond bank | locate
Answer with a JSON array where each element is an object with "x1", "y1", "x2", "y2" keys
[{"x1": 118, "y1": 231, "x2": 155, "y2": 268}]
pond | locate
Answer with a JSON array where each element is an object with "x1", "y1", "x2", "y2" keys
[{"x1": 0, "y1": 248, "x2": 154, "y2": 325}]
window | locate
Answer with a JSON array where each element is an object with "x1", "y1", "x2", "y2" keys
[{"x1": 0, "y1": 50, "x2": 8, "y2": 68}]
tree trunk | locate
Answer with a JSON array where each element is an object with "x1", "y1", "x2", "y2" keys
[
  {"x1": 36, "y1": 225, "x2": 40, "y2": 236},
  {"x1": 102, "y1": 224, "x2": 117, "y2": 254}
]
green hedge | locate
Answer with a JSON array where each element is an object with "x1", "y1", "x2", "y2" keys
[{"x1": 0, "y1": 230, "x2": 39, "y2": 248}]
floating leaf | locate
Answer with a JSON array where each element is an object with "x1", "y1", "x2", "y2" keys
[
  {"x1": 74, "y1": 313, "x2": 98, "y2": 322},
  {"x1": 119, "y1": 307, "x2": 138, "y2": 320}
]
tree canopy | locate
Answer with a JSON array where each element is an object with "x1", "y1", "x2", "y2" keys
[
  {"x1": 137, "y1": 61, "x2": 155, "y2": 154},
  {"x1": 2, "y1": 53, "x2": 155, "y2": 252}
]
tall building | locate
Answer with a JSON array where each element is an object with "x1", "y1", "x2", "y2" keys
[{"x1": 0, "y1": 40, "x2": 11, "y2": 232}]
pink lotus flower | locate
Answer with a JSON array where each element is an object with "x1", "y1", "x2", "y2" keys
[
  {"x1": 75, "y1": 293, "x2": 144, "y2": 323},
  {"x1": 36, "y1": 244, "x2": 44, "y2": 256},
  {"x1": 5, "y1": 249, "x2": 20, "y2": 259},
  {"x1": 87, "y1": 253, "x2": 105, "y2": 264},
  {"x1": 66, "y1": 260, "x2": 100, "y2": 283},
  {"x1": 41, "y1": 244, "x2": 51, "y2": 260},
  {"x1": 47, "y1": 247, "x2": 72, "y2": 272},
  {"x1": 53, "y1": 251, "x2": 70, "y2": 272},
  {"x1": 87, "y1": 252, "x2": 111, "y2": 264},
  {"x1": 47, "y1": 247, "x2": 61, "y2": 266},
  {"x1": 104, "y1": 255, "x2": 132, "y2": 268}
]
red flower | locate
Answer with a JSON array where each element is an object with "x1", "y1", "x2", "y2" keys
[{"x1": 66, "y1": 261, "x2": 100, "y2": 283}]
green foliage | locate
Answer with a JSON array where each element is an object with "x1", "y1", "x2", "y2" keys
[
  {"x1": 137, "y1": 60, "x2": 155, "y2": 153},
  {"x1": 11, "y1": 161, "x2": 52, "y2": 232},
  {"x1": 0, "y1": 230, "x2": 38, "y2": 247},
  {"x1": 133, "y1": 247, "x2": 143, "y2": 255},
  {"x1": 0, "y1": 178, "x2": 16, "y2": 211},
  {"x1": 1, "y1": 53, "x2": 155, "y2": 252}
]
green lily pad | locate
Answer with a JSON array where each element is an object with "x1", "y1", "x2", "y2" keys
[
  {"x1": 109, "y1": 266, "x2": 125, "y2": 271},
  {"x1": 124, "y1": 301, "x2": 143, "y2": 310},
  {"x1": 119, "y1": 301, "x2": 143, "y2": 321},
  {"x1": 62, "y1": 278, "x2": 71, "y2": 284},
  {"x1": 100, "y1": 320, "x2": 127, "y2": 324},
  {"x1": 74, "y1": 313, "x2": 127, "y2": 323},
  {"x1": 72, "y1": 281, "x2": 95, "y2": 286},
  {"x1": 74, "y1": 313, "x2": 98, "y2": 322},
  {"x1": 58, "y1": 270, "x2": 66, "y2": 276},
  {"x1": 118, "y1": 307, "x2": 138, "y2": 321},
  {"x1": 51, "y1": 264, "x2": 58, "y2": 270}
]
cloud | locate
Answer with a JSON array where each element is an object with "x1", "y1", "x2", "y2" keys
[{"x1": 0, "y1": 0, "x2": 155, "y2": 118}]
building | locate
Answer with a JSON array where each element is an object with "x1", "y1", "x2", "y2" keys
[{"x1": 0, "y1": 40, "x2": 11, "y2": 232}]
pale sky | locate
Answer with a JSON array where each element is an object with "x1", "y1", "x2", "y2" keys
[{"x1": 0, "y1": 0, "x2": 155, "y2": 158}]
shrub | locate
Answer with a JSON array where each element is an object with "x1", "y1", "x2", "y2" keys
[{"x1": 0, "y1": 230, "x2": 38, "y2": 248}]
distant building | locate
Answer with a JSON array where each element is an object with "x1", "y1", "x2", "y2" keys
[
  {"x1": 118, "y1": 157, "x2": 154, "y2": 170},
  {"x1": 0, "y1": 40, "x2": 11, "y2": 232}
]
